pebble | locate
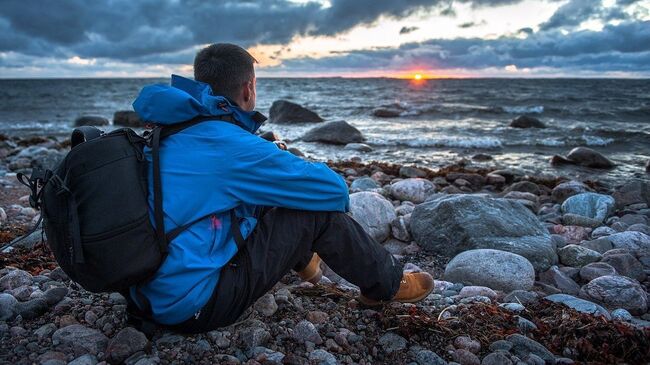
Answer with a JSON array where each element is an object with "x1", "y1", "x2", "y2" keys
[
  {"x1": 415, "y1": 350, "x2": 447, "y2": 365},
  {"x1": 452, "y1": 348, "x2": 480, "y2": 365},
  {"x1": 517, "y1": 316, "x2": 538, "y2": 334},
  {"x1": 43, "y1": 287, "x2": 68, "y2": 306},
  {"x1": 34, "y1": 323, "x2": 57, "y2": 339},
  {"x1": 378, "y1": 332, "x2": 407, "y2": 353},
  {"x1": 500, "y1": 303, "x2": 525, "y2": 313},
  {"x1": 106, "y1": 327, "x2": 149, "y2": 363},
  {"x1": 0, "y1": 293, "x2": 18, "y2": 321},
  {"x1": 52, "y1": 324, "x2": 108, "y2": 355},
  {"x1": 306, "y1": 310, "x2": 329, "y2": 324},
  {"x1": 293, "y1": 320, "x2": 323, "y2": 345},
  {"x1": 458, "y1": 286, "x2": 497, "y2": 301},
  {"x1": 611, "y1": 308, "x2": 633, "y2": 321},
  {"x1": 0, "y1": 269, "x2": 33, "y2": 291},
  {"x1": 481, "y1": 352, "x2": 513, "y2": 365},
  {"x1": 308, "y1": 349, "x2": 337, "y2": 365},
  {"x1": 506, "y1": 334, "x2": 555, "y2": 363},
  {"x1": 253, "y1": 293, "x2": 278, "y2": 317},
  {"x1": 453, "y1": 336, "x2": 481, "y2": 354}
]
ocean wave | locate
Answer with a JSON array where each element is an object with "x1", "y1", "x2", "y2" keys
[
  {"x1": 501, "y1": 105, "x2": 544, "y2": 114},
  {"x1": 581, "y1": 135, "x2": 614, "y2": 146},
  {"x1": 370, "y1": 136, "x2": 503, "y2": 149}
]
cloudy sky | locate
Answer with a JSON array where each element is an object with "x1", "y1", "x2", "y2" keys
[{"x1": 1, "y1": 0, "x2": 649, "y2": 78}]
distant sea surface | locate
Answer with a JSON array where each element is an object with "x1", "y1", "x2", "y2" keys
[{"x1": 1, "y1": 78, "x2": 649, "y2": 183}]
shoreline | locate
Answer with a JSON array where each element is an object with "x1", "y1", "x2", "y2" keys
[{"x1": 1, "y1": 133, "x2": 650, "y2": 364}]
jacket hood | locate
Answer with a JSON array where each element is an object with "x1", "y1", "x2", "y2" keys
[{"x1": 132, "y1": 74, "x2": 266, "y2": 132}]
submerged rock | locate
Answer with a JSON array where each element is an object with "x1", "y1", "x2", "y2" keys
[
  {"x1": 349, "y1": 192, "x2": 396, "y2": 242},
  {"x1": 509, "y1": 115, "x2": 546, "y2": 128},
  {"x1": 411, "y1": 195, "x2": 557, "y2": 270},
  {"x1": 269, "y1": 100, "x2": 323, "y2": 124},
  {"x1": 444, "y1": 249, "x2": 535, "y2": 292},
  {"x1": 113, "y1": 110, "x2": 142, "y2": 127},
  {"x1": 74, "y1": 116, "x2": 109, "y2": 127},
  {"x1": 551, "y1": 147, "x2": 615, "y2": 169},
  {"x1": 302, "y1": 120, "x2": 364, "y2": 144},
  {"x1": 372, "y1": 107, "x2": 403, "y2": 118}
]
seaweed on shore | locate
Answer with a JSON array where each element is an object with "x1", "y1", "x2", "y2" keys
[{"x1": 0, "y1": 241, "x2": 57, "y2": 275}]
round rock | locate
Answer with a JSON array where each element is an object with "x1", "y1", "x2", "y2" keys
[
  {"x1": 389, "y1": 178, "x2": 436, "y2": 204},
  {"x1": 349, "y1": 192, "x2": 396, "y2": 242},
  {"x1": 579, "y1": 275, "x2": 648, "y2": 315}
]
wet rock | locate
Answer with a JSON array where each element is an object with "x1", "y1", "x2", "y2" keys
[
  {"x1": 552, "y1": 180, "x2": 591, "y2": 203},
  {"x1": 551, "y1": 147, "x2": 615, "y2": 169},
  {"x1": 269, "y1": 100, "x2": 323, "y2": 124},
  {"x1": 106, "y1": 327, "x2": 149, "y2": 364},
  {"x1": 372, "y1": 107, "x2": 402, "y2": 118},
  {"x1": 113, "y1": 110, "x2": 142, "y2": 127},
  {"x1": 74, "y1": 116, "x2": 109, "y2": 127},
  {"x1": 558, "y1": 244, "x2": 602, "y2": 267},
  {"x1": 0, "y1": 269, "x2": 33, "y2": 291},
  {"x1": 254, "y1": 293, "x2": 278, "y2": 317},
  {"x1": 52, "y1": 324, "x2": 109, "y2": 355},
  {"x1": 0, "y1": 293, "x2": 17, "y2": 321},
  {"x1": 412, "y1": 195, "x2": 557, "y2": 270},
  {"x1": 444, "y1": 249, "x2": 535, "y2": 292},
  {"x1": 539, "y1": 266, "x2": 581, "y2": 295},
  {"x1": 506, "y1": 334, "x2": 555, "y2": 363},
  {"x1": 561, "y1": 193, "x2": 614, "y2": 223},
  {"x1": 579, "y1": 262, "x2": 617, "y2": 282},
  {"x1": 390, "y1": 178, "x2": 436, "y2": 204},
  {"x1": 510, "y1": 115, "x2": 546, "y2": 129},
  {"x1": 293, "y1": 320, "x2": 322, "y2": 345},
  {"x1": 612, "y1": 179, "x2": 650, "y2": 209},
  {"x1": 601, "y1": 252, "x2": 646, "y2": 282},
  {"x1": 378, "y1": 332, "x2": 407, "y2": 353},
  {"x1": 350, "y1": 177, "x2": 379, "y2": 192},
  {"x1": 349, "y1": 192, "x2": 396, "y2": 242},
  {"x1": 344, "y1": 142, "x2": 373, "y2": 152},
  {"x1": 579, "y1": 275, "x2": 648, "y2": 315},
  {"x1": 302, "y1": 120, "x2": 364, "y2": 144},
  {"x1": 486, "y1": 173, "x2": 506, "y2": 185}
]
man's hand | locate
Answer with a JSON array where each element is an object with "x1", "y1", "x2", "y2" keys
[{"x1": 273, "y1": 141, "x2": 288, "y2": 151}]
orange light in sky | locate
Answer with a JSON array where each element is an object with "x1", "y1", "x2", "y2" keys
[{"x1": 414, "y1": 73, "x2": 423, "y2": 80}]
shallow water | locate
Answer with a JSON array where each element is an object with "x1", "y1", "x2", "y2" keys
[{"x1": 1, "y1": 77, "x2": 649, "y2": 184}]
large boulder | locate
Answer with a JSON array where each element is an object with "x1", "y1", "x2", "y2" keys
[
  {"x1": 349, "y1": 192, "x2": 396, "y2": 242},
  {"x1": 302, "y1": 121, "x2": 363, "y2": 145},
  {"x1": 579, "y1": 275, "x2": 648, "y2": 315},
  {"x1": 269, "y1": 100, "x2": 323, "y2": 124},
  {"x1": 612, "y1": 179, "x2": 650, "y2": 209},
  {"x1": 411, "y1": 195, "x2": 557, "y2": 270},
  {"x1": 551, "y1": 147, "x2": 615, "y2": 169},
  {"x1": 113, "y1": 110, "x2": 142, "y2": 127},
  {"x1": 73, "y1": 116, "x2": 109, "y2": 127},
  {"x1": 509, "y1": 115, "x2": 546, "y2": 129},
  {"x1": 560, "y1": 193, "x2": 614, "y2": 223},
  {"x1": 389, "y1": 178, "x2": 436, "y2": 203},
  {"x1": 444, "y1": 249, "x2": 535, "y2": 292}
]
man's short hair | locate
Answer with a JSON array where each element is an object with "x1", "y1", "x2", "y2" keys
[{"x1": 194, "y1": 43, "x2": 257, "y2": 100}]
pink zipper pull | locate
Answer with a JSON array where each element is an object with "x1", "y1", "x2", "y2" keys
[{"x1": 210, "y1": 215, "x2": 222, "y2": 230}]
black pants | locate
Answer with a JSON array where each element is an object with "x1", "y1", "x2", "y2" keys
[{"x1": 173, "y1": 208, "x2": 403, "y2": 333}]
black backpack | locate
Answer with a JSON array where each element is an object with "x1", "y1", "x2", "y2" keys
[{"x1": 7, "y1": 115, "x2": 247, "y2": 293}]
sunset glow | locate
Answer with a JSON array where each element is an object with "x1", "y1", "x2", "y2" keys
[{"x1": 414, "y1": 74, "x2": 423, "y2": 80}]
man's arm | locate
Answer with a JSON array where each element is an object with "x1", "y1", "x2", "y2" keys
[{"x1": 219, "y1": 127, "x2": 349, "y2": 212}]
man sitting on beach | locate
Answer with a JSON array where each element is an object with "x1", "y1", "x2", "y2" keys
[{"x1": 129, "y1": 43, "x2": 434, "y2": 333}]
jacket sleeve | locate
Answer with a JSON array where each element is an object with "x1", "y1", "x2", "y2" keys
[{"x1": 219, "y1": 128, "x2": 350, "y2": 212}]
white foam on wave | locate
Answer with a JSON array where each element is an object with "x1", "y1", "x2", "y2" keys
[
  {"x1": 536, "y1": 138, "x2": 565, "y2": 146},
  {"x1": 369, "y1": 136, "x2": 503, "y2": 149},
  {"x1": 582, "y1": 135, "x2": 614, "y2": 146},
  {"x1": 502, "y1": 105, "x2": 544, "y2": 114}
]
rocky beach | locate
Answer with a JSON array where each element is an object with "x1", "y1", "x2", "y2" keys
[{"x1": 1, "y1": 101, "x2": 650, "y2": 365}]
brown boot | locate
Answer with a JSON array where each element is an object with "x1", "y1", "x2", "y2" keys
[
  {"x1": 358, "y1": 271, "x2": 434, "y2": 306},
  {"x1": 296, "y1": 254, "x2": 322, "y2": 284}
]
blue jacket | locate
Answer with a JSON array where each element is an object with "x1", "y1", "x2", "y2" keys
[{"x1": 130, "y1": 75, "x2": 349, "y2": 325}]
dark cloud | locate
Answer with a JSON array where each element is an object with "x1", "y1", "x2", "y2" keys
[
  {"x1": 400, "y1": 26, "x2": 419, "y2": 34},
  {"x1": 458, "y1": 20, "x2": 486, "y2": 28},
  {"x1": 276, "y1": 20, "x2": 650, "y2": 73},
  {"x1": 540, "y1": 0, "x2": 634, "y2": 30}
]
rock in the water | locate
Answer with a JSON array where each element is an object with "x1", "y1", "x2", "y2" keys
[
  {"x1": 579, "y1": 275, "x2": 648, "y2": 315},
  {"x1": 561, "y1": 192, "x2": 614, "y2": 223},
  {"x1": 552, "y1": 180, "x2": 591, "y2": 203},
  {"x1": 551, "y1": 147, "x2": 615, "y2": 168},
  {"x1": 73, "y1": 116, "x2": 109, "y2": 127},
  {"x1": 302, "y1": 120, "x2": 364, "y2": 144},
  {"x1": 52, "y1": 324, "x2": 109, "y2": 355},
  {"x1": 510, "y1": 115, "x2": 546, "y2": 129},
  {"x1": 0, "y1": 293, "x2": 17, "y2": 321},
  {"x1": 372, "y1": 107, "x2": 402, "y2": 118},
  {"x1": 579, "y1": 262, "x2": 617, "y2": 282},
  {"x1": 601, "y1": 252, "x2": 646, "y2": 282},
  {"x1": 506, "y1": 334, "x2": 555, "y2": 363},
  {"x1": 390, "y1": 178, "x2": 436, "y2": 204},
  {"x1": 411, "y1": 195, "x2": 557, "y2": 270},
  {"x1": 612, "y1": 179, "x2": 650, "y2": 209},
  {"x1": 269, "y1": 100, "x2": 323, "y2": 124},
  {"x1": 106, "y1": 327, "x2": 148, "y2": 364},
  {"x1": 444, "y1": 249, "x2": 535, "y2": 292},
  {"x1": 349, "y1": 192, "x2": 396, "y2": 242},
  {"x1": 350, "y1": 177, "x2": 379, "y2": 192},
  {"x1": 558, "y1": 244, "x2": 602, "y2": 267},
  {"x1": 113, "y1": 110, "x2": 142, "y2": 127}
]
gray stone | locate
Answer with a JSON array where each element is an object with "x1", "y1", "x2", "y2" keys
[
  {"x1": 302, "y1": 120, "x2": 363, "y2": 144},
  {"x1": 459, "y1": 286, "x2": 497, "y2": 301},
  {"x1": 539, "y1": 266, "x2": 581, "y2": 295},
  {"x1": 620, "y1": 214, "x2": 648, "y2": 226},
  {"x1": 444, "y1": 249, "x2": 535, "y2": 292},
  {"x1": 506, "y1": 334, "x2": 555, "y2": 363},
  {"x1": 252, "y1": 346, "x2": 285, "y2": 363},
  {"x1": 510, "y1": 115, "x2": 546, "y2": 129},
  {"x1": 552, "y1": 181, "x2": 591, "y2": 203},
  {"x1": 350, "y1": 177, "x2": 379, "y2": 192},
  {"x1": 113, "y1": 110, "x2": 142, "y2": 127},
  {"x1": 628, "y1": 223, "x2": 650, "y2": 235},
  {"x1": 454, "y1": 336, "x2": 481, "y2": 353},
  {"x1": 349, "y1": 192, "x2": 396, "y2": 242},
  {"x1": 293, "y1": 320, "x2": 322, "y2": 345},
  {"x1": 579, "y1": 275, "x2": 648, "y2": 315},
  {"x1": 612, "y1": 179, "x2": 650, "y2": 209},
  {"x1": 74, "y1": 116, "x2": 109, "y2": 127},
  {"x1": 500, "y1": 303, "x2": 526, "y2": 313},
  {"x1": 411, "y1": 195, "x2": 557, "y2": 271},
  {"x1": 34, "y1": 323, "x2": 57, "y2": 339},
  {"x1": 579, "y1": 262, "x2": 617, "y2": 282},
  {"x1": 601, "y1": 252, "x2": 646, "y2": 282},
  {"x1": 390, "y1": 178, "x2": 436, "y2": 204},
  {"x1": 106, "y1": 327, "x2": 149, "y2": 364},
  {"x1": 545, "y1": 294, "x2": 611, "y2": 318},
  {"x1": 561, "y1": 213, "x2": 602, "y2": 228},
  {"x1": 309, "y1": 349, "x2": 337, "y2": 365},
  {"x1": 0, "y1": 269, "x2": 32, "y2": 291},
  {"x1": 415, "y1": 350, "x2": 448, "y2": 365},
  {"x1": 0, "y1": 293, "x2": 17, "y2": 321},
  {"x1": 391, "y1": 215, "x2": 412, "y2": 242},
  {"x1": 489, "y1": 340, "x2": 513, "y2": 352},
  {"x1": 503, "y1": 290, "x2": 539, "y2": 305},
  {"x1": 43, "y1": 287, "x2": 68, "y2": 306},
  {"x1": 270, "y1": 100, "x2": 323, "y2": 124},
  {"x1": 400, "y1": 166, "x2": 428, "y2": 178},
  {"x1": 604, "y1": 231, "x2": 650, "y2": 251},
  {"x1": 481, "y1": 352, "x2": 512, "y2": 365},
  {"x1": 552, "y1": 147, "x2": 615, "y2": 169},
  {"x1": 580, "y1": 238, "x2": 614, "y2": 254},
  {"x1": 517, "y1": 316, "x2": 538, "y2": 334},
  {"x1": 452, "y1": 349, "x2": 480, "y2": 365},
  {"x1": 561, "y1": 193, "x2": 614, "y2": 222},
  {"x1": 611, "y1": 308, "x2": 633, "y2": 321},
  {"x1": 253, "y1": 293, "x2": 278, "y2": 317},
  {"x1": 240, "y1": 324, "x2": 271, "y2": 348},
  {"x1": 557, "y1": 244, "x2": 602, "y2": 267},
  {"x1": 378, "y1": 332, "x2": 407, "y2": 353},
  {"x1": 591, "y1": 226, "x2": 617, "y2": 239},
  {"x1": 15, "y1": 298, "x2": 48, "y2": 319},
  {"x1": 52, "y1": 324, "x2": 108, "y2": 355},
  {"x1": 67, "y1": 354, "x2": 98, "y2": 365}
]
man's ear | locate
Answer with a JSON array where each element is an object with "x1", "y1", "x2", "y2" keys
[{"x1": 242, "y1": 81, "x2": 251, "y2": 103}]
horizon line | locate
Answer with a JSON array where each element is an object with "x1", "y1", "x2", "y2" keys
[{"x1": 1, "y1": 75, "x2": 649, "y2": 81}]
